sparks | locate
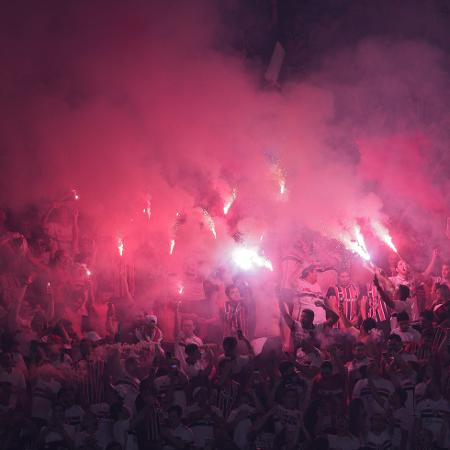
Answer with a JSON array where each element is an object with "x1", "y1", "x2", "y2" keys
[
  {"x1": 117, "y1": 237, "x2": 124, "y2": 257},
  {"x1": 340, "y1": 225, "x2": 371, "y2": 262},
  {"x1": 223, "y1": 188, "x2": 237, "y2": 215},
  {"x1": 371, "y1": 220, "x2": 398, "y2": 253},
  {"x1": 143, "y1": 198, "x2": 151, "y2": 221},
  {"x1": 72, "y1": 189, "x2": 79, "y2": 201},
  {"x1": 202, "y1": 209, "x2": 217, "y2": 239},
  {"x1": 170, "y1": 239, "x2": 175, "y2": 255},
  {"x1": 232, "y1": 246, "x2": 273, "y2": 271}
]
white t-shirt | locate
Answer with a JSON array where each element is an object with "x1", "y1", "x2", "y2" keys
[
  {"x1": 294, "y1": 279, "x2": 325, "y2": 324},
  {"x1": 415, "y1": 398, "x2": 450, "y2": 441},
  {"x1": 185, "y1": 403, "x2": 222, "y2": 447},
  {"x1": 228, "y1": 405, "x2": 255, "y2": 450},
  {"x1": 31, "y1": 377, "x2": 61, "y2": 420},
  {"x1": 391, "y1": 326, "x2": 421, "y2": 344},
  {"x1": 174, "y1": 333, "x2": 203, "y2": 371},
  {"x1": 162, "y1": 424, "x2": 194, "y2": 450},
  {"x1": 352, "y1": 378, "x2": 395, "y2": 417},
  {"x1": 365, "y1": 430, "x2": 392, "y2": 449}
]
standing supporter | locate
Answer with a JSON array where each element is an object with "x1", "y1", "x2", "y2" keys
[
  {"x1": 391, "y1": 311, "x2": 421, "y2": 345},
  {"x1": 326, "y1": 269, "x2": 361, "y2": 329},
  {"x1": 223, "y1": 284, "x2": 248, "y2": 338},
  {"x1": 361, "y1": 277, "x2": 391, "y2": 337},
  {"x1": 293, "y1": 265, "x2": 327, "y2": 324}
]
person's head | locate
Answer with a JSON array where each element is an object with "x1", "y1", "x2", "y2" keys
[
  {"x1": 168, "y1": 405, "x2": 183, "y2": 428},
  {"x1": 279, "y1": 360, "x2": 295, "y2": 378},
  {"x1": 300, "y1": 309, "x2": 315, "y2": 328},
  {"x1": 225, "y1": 284, "x2": 241, "y2": 302},
  {"x1": 223, "y1": 336, "x2": 238, "y2": 357},
  {"x1": 390, "y1": 388, "x2": 407, "y2": 409},
  {"x1": 435, "y1": 284, "x2": 450, "y2": 304},
  {"x1": 181, "y1": 318, "x2": 195, "y2": 337},
  {"x1": 320, "y1": 361, "x2": 333, "y2": 378},
  {"x1": 193, "y1": 386, "x2": 209, "y2": 405},
  {"x1": 338, "y1": 270, "x2": 351, "y2": 287},
  {"x1": 396, "y1": 285, "x2": 410, "y2": 302},
  {"x1": 370, "y1": 413, "x2": 387, "y2": 432},
  {"x1": 301, "y1": 265, "x2": 318, "y2": 284},
  {"x1": 361, "y1": 318, "x2": 377, "y2": 334},
  {"x1": 388, "y1": 333, "x2": 403, "y2": 353},
  {"x1": 185, "y1": 343, "x2": 201, "y2": 363},
  {"x1": 144, "y1": 314, "x2": 157, "y2": 330},
  {"x1": 366, "y1": 360, "x2": 380, "y2": 378},
  {"x1": 396, "y1": 311, "x2": 410, "y2": 332},
  {"x1": 167, "y1": 358, "x2": 180, "y2": 375},
  {"x1": 396, "y1": 260, "x2": 410, "y2": 277},
  {"x1": 420, "y1": 310, "x2": 434, "y2": 330},
  {"x1": 353, "y1": 342, "x2": 366, "y2": 360},
  {"x1": 281, "y1": 388, "x2": 298, "y2": 409},
  {"x1": 442, "y1": 262, "x2": 450, "y2": 280}
]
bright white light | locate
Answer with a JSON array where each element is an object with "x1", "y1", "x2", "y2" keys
[
  {"x1": 371, "y1": 220, "x2": 398, "y2": 253},
  {"x1": 117, "y1": 237, "x2": 124, "y2": 257},
  {"x1": 202, "y1": 209, "x2": 217, "y2": 239},
  {"x1": 279, "y1": 179, "x2": 286, "y2": 195},
  {"x1": 177, "y1": 283, "x2": 184, "y2": 295},
  {"x1": 340, "y1": 225, "x2": 371, "y2": 262},
  {"x1": 223, "y1": 188, "x2": 237, "y2": 215},
  {"x1": 232, "y1": 247, "x2": 273, "y2": 271},
  {"x1": 170, "y1": 239, "x2": 175, "y2": 255}
]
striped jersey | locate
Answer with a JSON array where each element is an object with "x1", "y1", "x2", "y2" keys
[
  {"x1": 211, "y1": 380, "x2": 240, "y2": 419},
  {"x1": 364, "y1": 283, "x2": 389, "y2": 322},
  {"x1": 327, "y1": 283, "x2": 360, "y2": 324},
  {"x1": 224, "y1": 301, "x2": 247, "y2": 337}
]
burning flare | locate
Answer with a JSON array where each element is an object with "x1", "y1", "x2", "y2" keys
[
  {"x1": 71, "y1": 189, "x2": 79, "y2": 201},
  {"x1": 223, "y1": 188, "x2": 237, "y2": 215},
  {"x1": 202, "y1": 209, "x2": 217, "y2": 239},
  {"x1": 340, "y1": 225, "x2": 371, "y2": 262},
  {"x1": 117, "y1": 237, "x2": 124, "y2": 257},
  {"x1": 232, "y1": 246, "x2": 273, "y2": 271},
  {"x1": 371, "y1": 220, "x2": 398, "y2": 253},
  {"x1": 169, "y1": 239, "x2": 175, "y2": 255},
  {"x1": 143, "y1": 198, "x2": 151, "y2": 221},
  {"x1": 177, "y1": 283, "x2": 184, "y2": 295}
]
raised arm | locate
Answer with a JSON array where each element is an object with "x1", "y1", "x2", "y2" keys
[
  {"x1": 373, "y1": 275, "x2": 396, "y2": 309},
  {"x1": 278, "y1": 297, "x2": 294, "y2": 329}
]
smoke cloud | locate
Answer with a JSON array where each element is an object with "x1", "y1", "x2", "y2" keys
[{"x1": 0, "y1": 0, "x2": 449, "y2": 279}]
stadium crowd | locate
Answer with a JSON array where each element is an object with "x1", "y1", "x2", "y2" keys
[{"x1": 0, "y1": 200, "x2": 450, "y2": 450}]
